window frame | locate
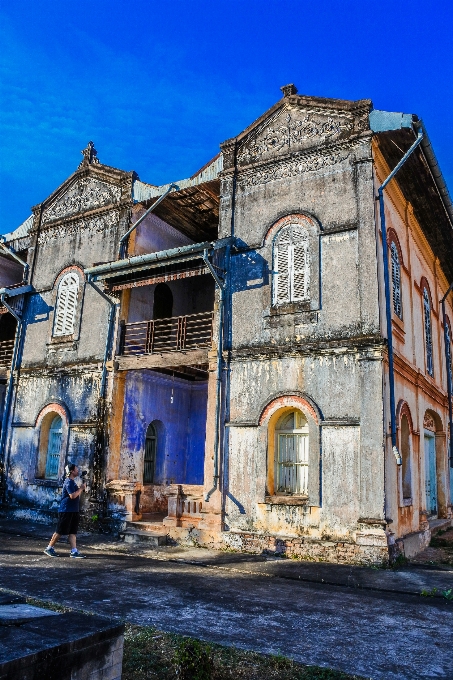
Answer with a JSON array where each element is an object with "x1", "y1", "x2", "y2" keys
[
  {"x1": 52, "y1": 271, "x2": 80, "y2": 338},
  {"x1": 423, "y1": 286, "x2": 434, "y2": 377},
  {"x1": 390, "y1": 241, "x2": 403, "y2": 320},
  {"x1": 273, "y1": 223, "x2": 310, "y2": 306},
  {"x1": 274, "y1": 410, "x2": 309, "y2": 496}
]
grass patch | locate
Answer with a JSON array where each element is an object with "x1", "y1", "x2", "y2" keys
[{"x1": 123, "y1": 623, "x2": 365, "y2": 680}]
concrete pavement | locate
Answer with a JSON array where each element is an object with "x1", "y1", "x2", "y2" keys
[{"x1": 1, "y1": 527, "x2": 452, "y2": 679}]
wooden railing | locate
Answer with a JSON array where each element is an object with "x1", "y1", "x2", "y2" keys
[
  {"x1": 0, "y1": 340, "x2": 14, "y2": 368},
  {"x1": 119, "y1": 311, "x2": 214, "y2": 356}
]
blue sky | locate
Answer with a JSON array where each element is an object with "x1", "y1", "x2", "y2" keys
[{"x1": 1, "y1": 0, "x2": 452, "y2": 234}]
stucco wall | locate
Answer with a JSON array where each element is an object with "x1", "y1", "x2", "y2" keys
[{"x1": 119, "y1": 371, "x2": 208, "y2": 486}]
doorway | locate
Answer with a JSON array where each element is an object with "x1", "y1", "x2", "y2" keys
[{"x1": 424, "y1": 431, "x2": 437, "y2": 517}]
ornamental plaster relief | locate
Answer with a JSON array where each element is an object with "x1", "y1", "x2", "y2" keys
[
  {"x1": 42, "y1": 177, "x2": 122, "y2": 224},
  {"x1": 237, "y1": 107, "x2": 356, "y2": 167},
  {"x1": 38, "y1": 209, "x2": 120, "y2": 245}
]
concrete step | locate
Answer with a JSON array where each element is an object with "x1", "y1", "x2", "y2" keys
[
  {"x1": 429, "y1": 518, "x2": 452, "y2": 536},
  {"x1": 127, "y1": 521, "x2": 167, "y2": 534},
  {"x1": 123, "y1": 529, "x2": 167, "y2": 546}
]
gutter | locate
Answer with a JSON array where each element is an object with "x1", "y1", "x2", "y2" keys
[
  {"x1": 378, "y1": 129, "x2": 424, "y2": 465},
  {"x1": 85, "y1": 238, "x2": 232, "y2": 281},
  {"x1": 440, "y1": 282, "x2": 453, "y2": 467}
]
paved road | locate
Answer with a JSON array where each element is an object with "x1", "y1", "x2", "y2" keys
[{"x1": 1, "y1": 532, "x2": 452, "y2": 680}]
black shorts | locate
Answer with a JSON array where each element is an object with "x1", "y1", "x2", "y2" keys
[{"x1": 56, "y1": 512, "x2": 79, "y2": 535}]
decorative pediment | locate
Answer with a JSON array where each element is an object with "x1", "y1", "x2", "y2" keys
[
  {"x1": 237, "y1": 104, "x2": 361, "y2": 167},
  {"x1": 42, "y1": 176, "x2": 122, "y2": 225}
]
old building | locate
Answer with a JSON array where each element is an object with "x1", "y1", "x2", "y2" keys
[{"x1": 1, "y1": 85, "x2": 452, "y2": 563}]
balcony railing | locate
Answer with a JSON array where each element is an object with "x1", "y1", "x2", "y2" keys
[
  {"x1": 0, "y1": 340, "x2": 14, "y2": 368},
  {"x1": 119, "y1": 311, "x2": 213, "y2": 356}
]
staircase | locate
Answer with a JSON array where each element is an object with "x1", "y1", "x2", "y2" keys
[{"x1": 123, "y1": 513, "x2": 168, "y2": 546}]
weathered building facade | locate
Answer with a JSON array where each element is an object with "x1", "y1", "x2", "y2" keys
[{"x1": 1, "y1": 86, "x2": 452, "y2": 563}]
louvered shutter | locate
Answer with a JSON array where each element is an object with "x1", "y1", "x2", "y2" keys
[
  {"x1": 53, "y1": 273, "x2": 79, "y2": 337},
  {"x1": 274, "y1": 229, "x2": 291, "y2": 304},
  {"x1": 291, "y1": 226, "x2": 310, "y2": 302},
  {"x1": 391, "y1": 243, "x2": 402, "y2": 319},
  {"x1": 273, "y1": 224, "x2": 310, "y2": 304},
  {"x1": 423, "y1": 288, "x2": 433, "y2": 376}
]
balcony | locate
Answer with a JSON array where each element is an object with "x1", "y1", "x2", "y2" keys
[
  {"x1": 119, "y1": 311, "x2": 214, "y2": 357},
  {"x1": 0, "y1": 340, "x2": 14, "y2": 368}
]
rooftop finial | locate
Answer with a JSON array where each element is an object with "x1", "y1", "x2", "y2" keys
[
  {"x1": 79, "y1": 141, "x2": 99, "y2": 167},
  {"x1": 280, "y1": 84, "x2": 298, "y2": 98}
]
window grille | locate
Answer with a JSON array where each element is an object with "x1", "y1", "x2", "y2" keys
[
  {"x1": 144, "y1": 423, "x2": 157, "y2": 484},
  {"x1": 276, "y1": 411, "x2": 309, "y2": 494},
  {"x1": 390, "y1": 242, "x2": 402, "y2": 319},
  {"x1": 273, "y1": 224, "x2": 310, "y2": 305},
  {"x1": 53, "y1": 272, "x2": 79, "y2": 337},
  {"x1": 423, "y1": 288, "x2": 434, "y2": 377},
  {"x1": 45, "y1": 415, "x2": 63, "y2": 479}
]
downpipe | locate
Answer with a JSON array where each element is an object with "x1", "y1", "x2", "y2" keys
[
  {"x1": 378, "y1": 129, "x2": 424, "y2": 465},
  {"x1": 202, "y1": 250, "x2": 225, "y2": 502},
  {"x1": 441, "y1": 282, "x2": 453, "y2": 467},
  {"x1": 118, "y1": 183, "x2": 179, "y2": 259},
  {"x1": 0, "y1": 296, "x2": 22, "y2": 504}
]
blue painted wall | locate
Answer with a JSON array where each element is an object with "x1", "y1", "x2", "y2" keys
[{"x1": 120, "y1": 370, "x2": 207, "y2": 485}]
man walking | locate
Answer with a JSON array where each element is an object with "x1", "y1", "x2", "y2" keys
[{"x1": 44, "y1": 463, "x2": 86, "y2": 558}]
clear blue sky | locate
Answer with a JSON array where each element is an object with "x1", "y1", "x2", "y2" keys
[{"x1": 1, "y1": 0, "x2": 452, "y2": 234}]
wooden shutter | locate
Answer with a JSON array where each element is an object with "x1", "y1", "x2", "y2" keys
[
  {"x1": 391, "y1": 243, "x2": 402, "y2": 319},
  {"x1": 291, "y1": 226, "x2": 309, "y2": 302},
  {"x1": 274, "y1": 229, "x2": 291, "y2": 304},
  {"x1": 423, "y1": 288, "x2": 434, "y2": 376},
  {"x1": 53, "y1": 273, "x2": 79, "y2": 337}
]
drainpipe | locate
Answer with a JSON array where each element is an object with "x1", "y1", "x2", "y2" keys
[
  {"x1": 0, "y1": 296, "x2": 22, "y2": 503},
  {"x1": 202, "y1": 249, "x2": 225, "y2": 501},
  {"x1": 118, "y1": 184, "x2": 179, "y2": 259},
  {"x1": 86, "y1": 280, "x2": 118, "y2": 399},
  {"x1": 378, "y1": 128, "x2": 424, "y2": 465},
  {"x1": 441, "y1": 282, "x2": 453, "y2": 467},
  {"x1": 0, "y1": 238, "x2": 29, "y2": 284}
]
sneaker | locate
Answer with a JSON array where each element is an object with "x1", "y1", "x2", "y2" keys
[
  {"x1": 70, "y1": 550, "x2": 86, "y2": 559},
  {"x1": 44, "y1": 547, "x2": 58, "y2": 557}
]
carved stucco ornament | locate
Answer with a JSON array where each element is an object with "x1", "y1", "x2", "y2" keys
[
  {"x1": 238, "y1": 108, "x2": 354, "y2": 166},
  {"x1": 38, "y1": 209, "x2": 120, "y2": 245},
  {"x1": 79, "y1": 141, "x2": 100, "y2": 167},
  {"x1": 42, "y1": 177, "x2": 122, "y2": 224}
]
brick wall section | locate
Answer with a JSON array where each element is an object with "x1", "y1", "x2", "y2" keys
[{"x1": 222, "y1": 531, "x2": 389, "y2": 566}]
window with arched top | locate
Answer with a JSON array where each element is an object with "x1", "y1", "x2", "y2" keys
[
  {"x1": 53, "y1": 272, "x2": 80, "y2": 337},
  {"x1": 143, "y1": 422, "x2": 157, "y2": 484},
  {"x1": 275, "y1": 410, "x2": 309, "y2": 494},
  {"x1": 423, "y1": 287, "x2": 434, "y2": 376},
  {"x1": 45, "y1": 415, "x2": 63, "y2": 479},
  {"x1": 400, "y1": 414, "x2": 412, "y2": 500},
  {"x1": 390, "y1": 242, "x2": 402, "y2": 319},
  {"x1": 446, "y1": 319, "x2": 452, "y2": 392},
  {"x1": 273, "y1": 224, "x2": 310, "y2": 305}
]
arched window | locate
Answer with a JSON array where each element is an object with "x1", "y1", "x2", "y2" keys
[
  {"x1": 273, "y1": 224, "x2": 310, "y2": 305},
  {"x1": 144, "y1": 423, "x2": 157, "y2": 484},
  {"x1": 45, "y1": 415, "x2": 63, "y2": 479},
  {"x1": 446, "y1": 319, "x2": 452, "y2": 392},
  {"x1": 390, "y1": 242, "x2": 402, "y2": 319},
  {"x1": 275, "y1": 410, "x2": 309, "y2": 494},
  {"x1": 400, "y1": 414, "x2": 412, "y2": 500},
  {"x1": 53, "y1": 272, "x2": 80, "y2": 337},
  {"x1": 423, "y1": 287, "x2": 434, "y2": 376}
]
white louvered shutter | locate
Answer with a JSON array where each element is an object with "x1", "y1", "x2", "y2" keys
[
  {"x1": 53, "y1": 273, "x2": 79, "y2": 336},
  {"x1": 274, "y1": 229, "x2": 291, "y2": 304},
  {"x1": 391, "y1": 242, "x2": 402, "y2": 319},
  {"x1": 291, "y1": 226, "x2": 310, "y2": 302}
]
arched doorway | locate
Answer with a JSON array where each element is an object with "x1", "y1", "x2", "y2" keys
[
  {"x1": 423, "y1": 411, "x2": 439, "y2": 516},
  {"x1": 143, "y1": 422, "x2": 157, "y2": 484},
  {"x1": 153, "y1": 283, "x2": 173, "y2": 320},
  {"x1": 275, "y1": 410, "x2": 309, "y2": 495}
]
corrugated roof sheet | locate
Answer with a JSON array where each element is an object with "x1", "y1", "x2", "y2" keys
[
  {"x1": 133, "y1": 153, "x2": 223, "y2": 202},
  {"x1": 3, "y1": 215, "x2": 33, "y2": 242}
]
